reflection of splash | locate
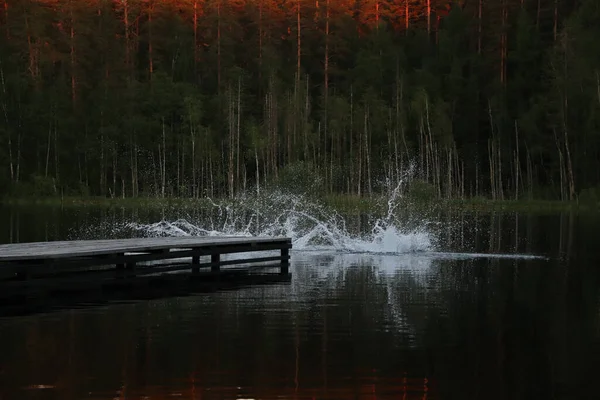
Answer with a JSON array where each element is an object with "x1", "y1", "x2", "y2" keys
[
  {"x1": 290, "y1": 252, "x2": 435, "y2": 280},
  {"x1": 286, "y1": 250, "x2": 547, "y2": 355}
]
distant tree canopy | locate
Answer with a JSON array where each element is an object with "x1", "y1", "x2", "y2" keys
[{"x1": 0, "y1": 0, "x2": 598, "y2": 200}]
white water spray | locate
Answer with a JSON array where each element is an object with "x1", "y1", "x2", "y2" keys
[
  {"x1": 127, "y1": 173, "x2": 434, "y2": 254},
  {"x1": 75, "y1": 164, "x2": 546, "y2": 260}
]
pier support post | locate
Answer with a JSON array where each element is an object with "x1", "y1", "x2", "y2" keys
[
  {"x1": 116, "y1": 253, "x2": 125, "y2": 270},
  {"x1": 15, "y1": 267, "x2": 29, "y2": 281},
  {"x1": 211, "y1": 253, "x2": 220, "y2": 272},
  {"x1": 281, "y1": 247, "x2": 290, "y2": 275},
  {"x1": 192, "y1": 251, "x2": 200, "y2": 273}
]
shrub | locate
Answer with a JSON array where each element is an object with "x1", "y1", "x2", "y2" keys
[
  {"x1": 271, "y1": 161, "x2": 324, "y2": 196},
  {"x1": 407, "y1": 180, "x2": 437, "y2": 202},
  {"x1": 579, "y1": 187, "x2": 600, "y2": 207}
]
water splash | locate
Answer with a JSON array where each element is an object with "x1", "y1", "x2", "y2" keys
[{"x1": 127, "y1": 174, "x2": 434, "y2": 254}]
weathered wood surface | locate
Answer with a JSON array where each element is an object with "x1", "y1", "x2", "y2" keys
[{"x1": 0, "y1": 236, "x2": 290, "y2": 262}]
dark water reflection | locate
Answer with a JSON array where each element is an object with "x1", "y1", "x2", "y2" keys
[{"x1": 0, "y1": 205, "x2": 599, "y2": 399}]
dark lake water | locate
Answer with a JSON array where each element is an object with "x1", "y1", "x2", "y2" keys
[{"x1": 0, "y1": 204, "x2": 599, "y2": 399}]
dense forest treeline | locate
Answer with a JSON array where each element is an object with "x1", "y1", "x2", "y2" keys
[{"x1": 0, "y1": 0, "x2": 599, "y2": 201}]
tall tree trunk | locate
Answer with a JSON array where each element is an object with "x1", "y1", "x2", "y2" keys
[
  {"x1": 497, "y1": 136, "x2": 504, "y2": 200},
  {"x1": 162, "y1": 118, "x2": 166, "y2": 198},
  {"x1": 364, "y1": 108, "x2": 371, "y2": 196},
  {"x1": 424, "y1": 93, "x2": 433, "y2": 183},
  {"x1": 357, "y1": 113, "x2": 362, "y2": 197},
  {"x1": 191, "y1": 125, "x2": 196, "y2": 198},
  {"x1": 131, "y1": 135, "x2": 138, "y2": 197},
  {"x1": 297, "y1": 0, "x2": 301, "y2": 81},
  {"x1": 69, "y1": 1, "x2": 76, "y2": 104},
  {"x1": 194, "y1": 0, "x2": 198, "y2": 74},
  {"x1": 427, "y1": 0, "x2": 431, "y2": 36},
  {"x1": 15, "y1": 117, "x2": 20, "y2": 183},
  {"x1": 100, "y1": 131, "x2": 105, "y2": 195},
  {"x1": 177, "y1": 138, "x2": 181, "y2": 194},
  {"x1": 0, "y1": 56, "x2": 14, "y2": 181},
  {"x1": 419, "y1": 118, "x2": 425, "y2": 180},
  {"x1": 514, "y1": 120, "x2": 520, "y2": 200},
  {"x1": 2, "y1": 0, "x2": 8, "y2": 38},
  {"x1": 488, "y1": 101, "x2": 496, "y2": 199},
  {"x1": 350, "y1": 85, "x2": 354, "y2": 192},
  {"x1": 488, "y1": 139, "x2": 496, "y2": 200},
  {"x1": 153, "y1": 150, "x2": 158, "y2": 196},
  {"x1": 554, "y1": 129, "x2": 566, "y2": 200},
  {"x1": 255, "y1": 146, "x2": 260, "y2": 196},
  {"x1": 474, "y1": 160, "x2": 478, "y2": 197},
  {"x1": 217, "y1": 0, "x2": 221, "y2": 91},
  {"x1": 236, "y1": 78, "x2": 241, "y2": 193},
  {"x1": 562, "y1": 33, "x2": 575, "y2": 200},
  {"x1": 45, "y1": 124, "x2": 51, "y2": 178},
  {"x1": 563, "y1": 125, "x2": 575, "y2": 200},
  {"x1": 553, "y1": 0, "x2": 558, "y2": 41},
  {"x1": 304, "y1": 76, "x2": 310, "y2": 161},
  {"x1": 148, "y1": 1, "x2": 154, "y2": 81},
  {"x1": 25, "y1": 15, "x2": 37, "y2": 80},
  {"x1": 209, "y1": 151, "x2": 214, "y2": 197},
  {"x1": 405, "y1": 0, "x2": 409, "y2": 31},
  {"x1": 323, "y1": 0, "x2": 329, "y2": 150},
  {"x1": 478, "y1": 0, "x2": 482, "y2": 54},
  {"x1": 112, "y1": 145, "x2": 117, "y2": 198},
  {"x1": 526, "y1": 143, "x2": 533, "y2": 199},
  {"x1": 123, "y1": 0, "x2": 131, "y2": 77},
  {"x1": 228, "y1": 85, "x2": 234, "y2": 197},
  {"x1": 501, "y1": 0, "x2": 507, "y2": 84},
  {"x1": 53, "y1": 124, "x2": 59, "y2": 184},
  {"x1": 293, "y1": 2, "x2": 301, "y2": 162}
]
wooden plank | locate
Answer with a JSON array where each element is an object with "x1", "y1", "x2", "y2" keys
[
  {"x1": 0, "y1": 241, "x2": 292, "y2": 277},
  {"x1": 0, "y1": 236, "x2": 290, "y2": 262},
  {"x1": 0, "y1": 236, "x2": 289, "y2": 258}
]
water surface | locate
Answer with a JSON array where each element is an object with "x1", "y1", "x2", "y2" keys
[{"x1": 0, "y1": 203, "x2": 599, "y2": 399}]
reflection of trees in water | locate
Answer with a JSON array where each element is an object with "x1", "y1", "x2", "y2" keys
[
  {"x1": 396, "y1": 256, "x2": 600, "y2": 399},
  {"x1": 1, "y1": 240, "x2": 599, "y2": 399},
  {"x1": 288, "y1": 252, "x2": 600, "y2": 399},
  {"x1": 418, "y1": 209, "x2": 590, "y2": 259}
]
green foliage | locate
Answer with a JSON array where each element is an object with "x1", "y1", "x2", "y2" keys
[
  {"x1": 407, "y1": 181, "x2": 438, "y2": 203},
  {"x1": 67, "y1": 183, "x2": 91, "y2": 198},
  {"x1": 9, "y1": 175, "x2": 56, "y2": 197},
  {"x1": 271, "y1": 162, "x2": 324, "y2": 196},
  {"x1": 0, "y1": 1, "x2": 598, "y2": 201},
  {"x1": 579, "y1": 187, "x2": 600, "y2": 208}
]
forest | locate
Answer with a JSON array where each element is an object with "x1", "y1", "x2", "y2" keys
[{"x1": 0, "y1": 0, "x2": 599, "y2": 201}]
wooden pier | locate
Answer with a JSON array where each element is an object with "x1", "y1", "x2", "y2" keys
[{"x1": 0, "y1": 236, "x2": 292, "y2": 315}]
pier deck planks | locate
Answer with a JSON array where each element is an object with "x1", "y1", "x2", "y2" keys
[
  {"x1": 0, "y1": 236, "x2": 290, "y2": 261},
  {"x1": 0, "y1": 236, "x2": 292, "y2": 281}
]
